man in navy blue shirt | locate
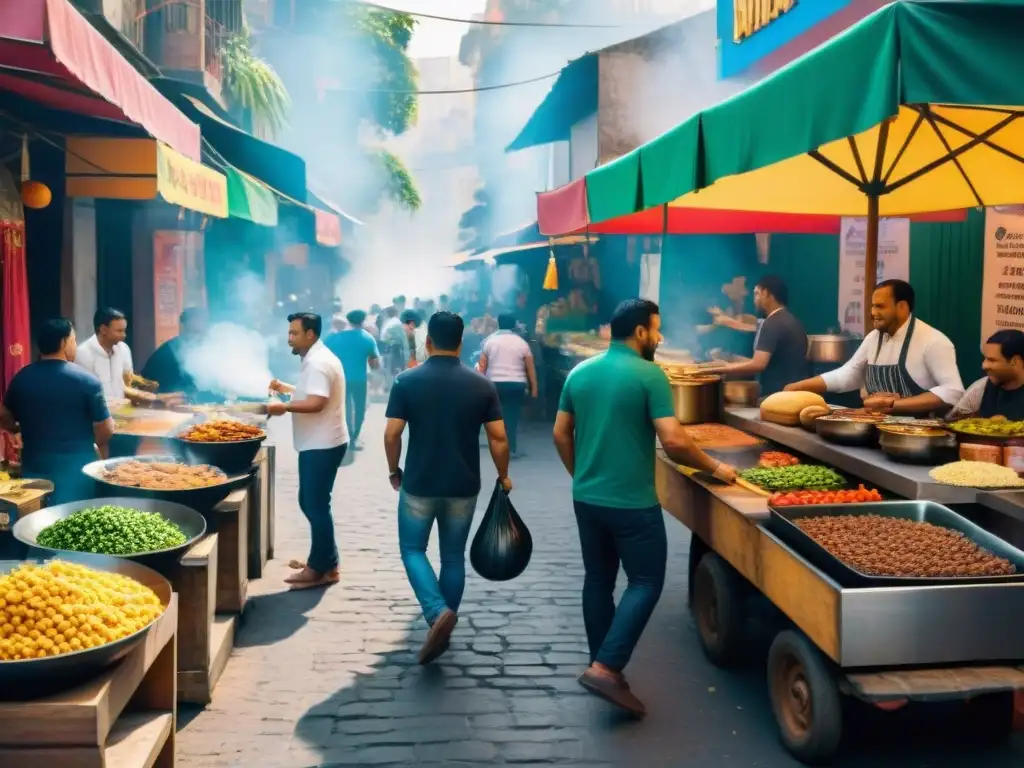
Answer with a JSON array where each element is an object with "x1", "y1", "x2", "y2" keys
[
  {"x1": 0, "y1": 318, "x2": 114, "y2": 504},
  {"x1": 384, "y1": 311, "x2": 512, "y2": 664}
]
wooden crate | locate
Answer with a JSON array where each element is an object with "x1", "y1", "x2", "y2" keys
[
  {"x1": 246, "y1": 451, "x2": 270, "y2": 579},
  {"x1": 0, "y1": 480, "x2": 53, "y2": 532},
  {"x1": 264, "y1": 444, "x2": 276, "y2": 561},
  {"x1": 0, "y1": 594, "x2": 178, "y2": 768},
  {"x1": 212, "y1": 489, "x2": 249, "y2": 615}
]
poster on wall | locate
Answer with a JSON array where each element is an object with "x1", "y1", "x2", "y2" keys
[
  {"x1": 837, "y1": 217, "x2": 910, "y2": 335},
  {"x1": 640, "y1": 252, "x2": 661, "y2": 304},
  {"x1": 981, "y1": 208, "x2": 1024, "y2": 343},
  {"x1": 153, "y1": 232, "x2": 185, "y2": 348}
]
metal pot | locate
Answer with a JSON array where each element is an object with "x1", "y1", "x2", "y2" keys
[
  {"x1": 815, "y1": 417, "x2": 879, "y2": 446},
  {"x1": 671, "y1": 375, "x2": 723, "y2": 425},
  {"x1": 878, "y1": 427, "x2": 957, "y2": 465},
  {"x1": 724, "y1": 380, "x2": 759, "y2": 406},
  {"x1": 807, "y1": 334, "x2": 852, "y2": 364}
]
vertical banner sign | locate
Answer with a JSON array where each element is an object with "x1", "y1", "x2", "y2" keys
[
  {"x1": 837, "y1": 217, "x2": 910, "y2": 335},
  {"x1": 981, "y1": 208, "x2": 1024, "y2": 343},
  {"x1": 153, "y1": 232, "x2": 184, "y2": 347},
  {"x1": 640, "y1": 252, "x2": 661, "y2": 304}
]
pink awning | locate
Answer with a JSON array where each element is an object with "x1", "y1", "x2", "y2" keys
[
  {"x1": 537, "y1": 178, "x2": 588, "y2": 237},
  {"x1": 0, "y1": 0, "x2": 200, "y2": 160}
]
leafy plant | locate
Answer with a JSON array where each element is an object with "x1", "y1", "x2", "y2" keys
[{"x1": 220, "y1": 24, "x2": 290, "y2": 139}]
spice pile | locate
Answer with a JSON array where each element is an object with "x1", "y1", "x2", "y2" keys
[
  {"x1": 795, "y1": 515, "x2": 1016, "y2": 578},
  {"x1": 0, "y1": 561, "x2": 164, "y2": 660},
  {"x1": 684, "y1": 424, "x2": 762, "y2": 450},
  {"x1": 740, "y1": 465, "x2": 845, "y2": 491},
  {"x1": 770, "y1": 485, "x2": 882, "y2": 507},
  {"x1": 102, "y1": 461, "x2": 224, "y2": 490},
  {"x1": 37, "y1": 506, "x2": 187, "y2": 556},
  {"x1": 180, "y1": 420, "x2": 265, "y2": 443},
  {"x1": 758, "y1": 451, "x2": 799, "y2": 468},
  {"x1": 929, "y1": 461, "x2": 1024, "y2": 488}
]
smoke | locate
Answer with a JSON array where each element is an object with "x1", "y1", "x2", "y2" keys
[{"x1": 181, "y1": 322, "x2": 274, "y2": 400}]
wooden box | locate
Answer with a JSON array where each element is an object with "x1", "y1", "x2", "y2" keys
[
  {"x1": 212, "y1": 489, "x2": 249, "y2": 615},
  {"x1": 0, "y1": 594, "x2": 178, "y2": 768},
  {"x1": 246, "y1": 451, "x2": 270, "y2": 579}
]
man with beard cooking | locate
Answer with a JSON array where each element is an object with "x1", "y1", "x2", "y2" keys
[
  {"x1": 947, "y1": 330, "x2": 1024, "y2": 420},
  {"x1": 785, "y1": 279, "x2": 964, "y2": 416}
]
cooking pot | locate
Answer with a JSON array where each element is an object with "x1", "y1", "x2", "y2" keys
[
  {"x1": 671, "y1": 375, "x2": 723, "y2": 425},
  {"x1": 807, "y1": 334, "x2": 853, "y2": 364},
  {"x1": 877, "y1": 425, "x2": 957, "y2": 465}
]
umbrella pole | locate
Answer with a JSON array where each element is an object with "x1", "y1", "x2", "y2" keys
[{"x1": 863, "y1": 193, "x2": 880, "y2": 336}]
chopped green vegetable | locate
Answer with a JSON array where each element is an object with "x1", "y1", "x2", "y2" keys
[
  {"x1": 740, "y1": 465, "x2": 846, "y2": 491},
  {"x1": 37, "y1": 505, "x2": 187, "y2": 555}
]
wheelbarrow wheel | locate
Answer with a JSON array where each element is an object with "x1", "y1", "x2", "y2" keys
[
  {"x1": 767, "y1": 630, "x2": 843, "y2": 765},
  {"x1": 692, "y1": 552, "x2": 747, "y2": 667}
]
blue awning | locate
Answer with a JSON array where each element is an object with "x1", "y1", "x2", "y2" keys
[{"x1": 506, "y1": 54, "x2": 598, "y2": 152}]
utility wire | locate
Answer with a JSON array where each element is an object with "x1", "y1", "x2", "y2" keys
[
  {"x1": 326, "y1": 69, "x2": 561, "y2": 95},
  {"x1": 357, "y1": 1, "x2": 622, "y2": 28}
]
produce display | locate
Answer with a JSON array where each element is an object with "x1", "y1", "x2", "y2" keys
[
  {"x1": 0, "y1": 560, "x2": 163, "y2": 660},
  {"x1": 101, "y1": 461, "x2": 225, "y2": 490},
  {"x1": 770, "y1": 485, "x2": 883, "y2": 507},
  {"x1": 759, "y1": 391, "x2": 828, "y2": 426},
  {"x1": 36, "y1": 506, "x2": 187, "y2": 556},
  {"x1": 929, "y1": 461, "x2": 1024, "y2": 488},
  {"x1": 683, "y1": 424, "x2": 762, "y2": 450},
  {"x1": 180, "y1": 420, "x2": 265, "y2": 443},
  {"x1": 949, "y1": 417, "x2": 1024, "y2": 438},
  {"x1": 794, "y1": 514, "x2": 1016, "y2": 577},
  {"x1": 759, "y1": 451, "x2": 800, "y2": 468},
  {"x1": 739, "y1": 465, "x2": 845, "y2": 491}
]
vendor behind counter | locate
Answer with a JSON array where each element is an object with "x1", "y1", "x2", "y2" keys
[
  {"x1": 948, "y1": 329, "x2": 1024, "y2": 420},
  {"x1": 141, "y1": 307, "x2": 219, "y2": 403}
]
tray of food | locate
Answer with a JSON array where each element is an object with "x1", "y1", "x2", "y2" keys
[
  {"x1": 177, "y1": 419, "x2": 267, "y2": 473},
  {"x1": 757, "y1": 451, "x2": 800, "y2": 468},
  {"x1": 766, "y1": 500, "x2": 1024, "y2": 587},
  {"x1": 768, "y1": 484, "x2": 883, "y2": 507},
  {"x1": 82, "y1": 455, "x2": 252, "y2": 511},
  {"x1": 949, "y1": 417, "x2": 1024, "y2": 441},
  {"x1": 929, "y1": 460, "x2": 1024, "y2": 488},
  {"x1": 683, "y1": 424, "x2": 763, "y2": 452},
  {"x1": 739, "y1": 464, "x2": 846, "y2": 492}
]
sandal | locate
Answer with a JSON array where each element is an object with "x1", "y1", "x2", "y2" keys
[{"x1": 287, "y1": 567, "x2": 340, "y2": 590}]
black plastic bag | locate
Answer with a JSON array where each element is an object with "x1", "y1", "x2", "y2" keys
[{"x1": 470, "y1": 480, "x2": 533, "y2": 581}]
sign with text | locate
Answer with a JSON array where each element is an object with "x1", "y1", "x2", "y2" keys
[
  {"x1": 156, "y1": 143, "x2": 227, "y2": 219},
  {"x1": 153, "y1": 232, "x2": 185, "y2": 348},
  {"x1": 981, "y1": 208, "x2": 1024, "y2": 342},
  {"x1": 733, "y1": 0, "x2": 797, "y2": 43},
  {"x1": 837, "y1": 217, "x2": 909, "y2": 335}
]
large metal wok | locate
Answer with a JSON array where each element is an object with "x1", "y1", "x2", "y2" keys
[
  {"x1": 0, "y1": 552, "x2": 171, "y2": 697},
  {"x1": 12, "y1": 497, "x2": 206, "y2": 566},
  {"x1": 82, "y1": 454, "x2": 253, "y2": 512}
]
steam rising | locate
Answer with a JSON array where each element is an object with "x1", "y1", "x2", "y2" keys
[{"x1": 182, "y1": 323, "x2": 273, "y2": 400}]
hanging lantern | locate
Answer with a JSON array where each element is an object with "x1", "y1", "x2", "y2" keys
[
  {"x1": 18, "y1": 135, "x2": 50, "y2": 209},
  {"x1": 542, "y1": 241, "x2": 559, "y2": 291}
]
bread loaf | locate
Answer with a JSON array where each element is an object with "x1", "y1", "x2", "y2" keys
[
  {"x1": 799, "y1": 405, "x2": 831, "y2": 431},
  {"x1": 760, "y1": 392, "x2": 827, "y2": 426}
]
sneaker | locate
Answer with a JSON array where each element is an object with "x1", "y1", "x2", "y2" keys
[
  {"x1": 419, "y1": 609, "x2": 457, "y2": 664},
  {"x1": 578, "y1": 664, "x2": 646, "y2": 717}
]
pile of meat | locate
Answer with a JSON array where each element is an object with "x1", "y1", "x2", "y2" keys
[
  {"x1": 794, "y1": 514, "x2": 1016, "y2": 577},
  {"x1": 180, "y1": 420, "x2": 265, "y2": 443},
  {"x1": 102, "y1": 461, "x2": 225, "y2": 490},
  {"x1": 684, "y1": 424, "x2": 762, "y2": 450}
]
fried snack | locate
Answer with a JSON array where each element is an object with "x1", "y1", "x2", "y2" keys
[
  {"x1": 795, "y1": 514, "x2": 1015, "y2": 578},
  {"x1": 180, "y1": 419, "x2": 266, "y2": 443},
  {"x1": 683, "y1": 424, "x2": 762, "y2": 450},
  {"x1": 101, "y1": 461, "x2": 225, "y2": 490}
]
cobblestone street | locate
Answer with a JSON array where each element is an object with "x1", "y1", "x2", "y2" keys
[{"x1": 177, "y1": 406, "x2": 1024, "y2": 768}]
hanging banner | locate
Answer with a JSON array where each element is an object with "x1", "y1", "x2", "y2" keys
[
  {"x1": 981, "y1": 208, "x2": 1024, "y2": 343},
  {"x1": 153, "y1": 232, "x2": 185, "y2": 347},
  {"x1": 837, "y1": 217, "x2": 910, "y2": 335}
]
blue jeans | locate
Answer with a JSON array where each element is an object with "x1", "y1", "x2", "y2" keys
[
  {"x1": 297, "y1": 444, "x2": 347, "y2": 573},
  {"x1": 573, "y1": 501, "x2": 667, "y2": 672},
  {"x1": 398, "y1": 492, "x2": 478, "y2": 625}
]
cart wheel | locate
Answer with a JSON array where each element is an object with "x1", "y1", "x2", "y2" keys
[
  {"x1": 687, "y1": 536, "x2": 709, "y2": 607},
  {"x1": 767, "y1": 630, "x2": 843, "y2": 765},
  {"x1": 692, "y1": 552, "x2": 747, "y2": 667},
  {"x1": 964, "y1": 692, "x2": 1015, "y2": 743}
]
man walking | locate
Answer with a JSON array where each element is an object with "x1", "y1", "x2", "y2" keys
[
  {"x1": 478, "y1": 313, "x2": 537, "y2": 457},
  {"x1": 324, "y1": 309, "x2": 380, "y2": 450},
  {"x1": 268, "y1": 312, "x2": 348, "y2": 590},
  {"x1": 384, "y1": 311, "x2": 512, "y2": 664},
  {"x1": 553, "y1": 299, "x2": 737, "y2": 716}
]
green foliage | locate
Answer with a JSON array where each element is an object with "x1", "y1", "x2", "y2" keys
[
  {"x1": 221, "y1": 24, "x2": 290, "y2": 139},
  {"x1": 366, "y1": 149, "x2": 421, "y2": 211}
]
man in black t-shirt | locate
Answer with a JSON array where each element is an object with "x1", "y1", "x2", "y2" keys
[
  {"x1": 383, "y1": 311, "x2": 513, "y2": 665},
  {"x1": 712, "y1": 275, "x2": 809, "y2": 398}
]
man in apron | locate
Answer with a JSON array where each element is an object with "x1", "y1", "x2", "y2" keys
[
  {"x1": 784, "y1": 279, "x2": 964, "y2": 416},
  {"x1": 948, "y1": 330, "x2": 1024, "y2": 420}
]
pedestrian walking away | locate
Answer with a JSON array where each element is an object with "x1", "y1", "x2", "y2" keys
[
  {"x1": 478, "y1": 313, "x2": 537, "y2": 457},
  {"x1": 267, "y1": 312, "x2": 349, "y2": 590},
  {"x1": 383, "y1": 310, "x2": 513, "y2": 665},
  {"x1": 324, "y1": 309, "x2": 381, "y2": 451},
  {"x1": 553, "y1": 298, "x2": 737, "y2": 717}
]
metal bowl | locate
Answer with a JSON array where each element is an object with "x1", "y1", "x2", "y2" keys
[
  {"x1": 82, "y1": 454, "x2": 253, "y2": 512},
  {"x1": 815, "y1": 417, "x2": 879, "y2": 446},
  {"x1": 176, "y1": 435, "x2": 266, "y2": 474},
  {"x1": 12, "y1": 497, "x2": 207, "y2": 565},
  {"x1": 0, "y1": 552, "x2": 171, "y2": 697},
  {"x1": 878, "y1": 426, "x2": 958, "y2": 465}
]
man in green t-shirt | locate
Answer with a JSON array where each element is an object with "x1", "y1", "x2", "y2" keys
[{"x1": 553, "y1": 298, "x2": 737, "y2": 717}]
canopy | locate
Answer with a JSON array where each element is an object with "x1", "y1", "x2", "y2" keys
[{"x1": 0, "y1": 0, "x2": 199, "y2": 160}]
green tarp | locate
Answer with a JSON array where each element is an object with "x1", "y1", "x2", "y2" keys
[{"x1": 226, "y1": 166, "x2": 278, "y2": 227}]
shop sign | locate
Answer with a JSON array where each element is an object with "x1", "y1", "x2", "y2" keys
[
  {"x1": 314, "y1": 209, "x2": 342, "y2": 247},
  {"x1": 981, "y1": 208, "x2": 1024, "y2": 342},
  {"x1": 156, "y1": 143, "x2": 228, "y2": 219},
  {"x1": 837, "y1": 217, "x2": 909, "y2": 335},
  {"x1": 734, "y1": 0, "x2": 797, "y2": 43}
]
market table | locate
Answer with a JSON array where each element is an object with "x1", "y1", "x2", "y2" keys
[{"x1": 656, "y1": 453, "x2": 1024, "y2": 763}]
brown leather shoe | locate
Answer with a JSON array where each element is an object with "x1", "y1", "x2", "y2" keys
[
  {"x1": 419, "y1": 609, "x2": 457, "y2": 664},
  {"x1": 578, "y1": 665, "x2": 647, "y2": 717}
]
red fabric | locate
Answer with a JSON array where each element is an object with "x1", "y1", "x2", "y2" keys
[
  {"x1": 537, "y1": 179, "x2": 588, "y2": 237},
  {"x1": 0, "y1": 0, "x2": 200, "y2": 160},
  {"x1": 1, "y1": 223, "x2": 29, "y2": 464}
]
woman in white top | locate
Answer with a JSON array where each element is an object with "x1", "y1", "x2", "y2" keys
[{"x1": 478, "y1": 314, "x2": 537, "y2": 456}]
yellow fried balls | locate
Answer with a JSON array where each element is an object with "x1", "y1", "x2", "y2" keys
[{"x1": 0, "y1": 561, "x2": 163, "y2": 661}]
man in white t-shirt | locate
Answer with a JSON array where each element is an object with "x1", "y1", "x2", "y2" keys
[
  {"x1": 268, "y1": 312, "x2": 349, "y2": 590},
  {"x1": 75, "y1": 308, "x2": 135, "y2": 403}
]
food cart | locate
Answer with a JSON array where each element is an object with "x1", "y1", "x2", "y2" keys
[{"x1": 657, "y1": 411, "x2": 1024, "y2": 764}]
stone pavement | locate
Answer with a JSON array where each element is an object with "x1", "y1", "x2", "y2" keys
[{"x1": 177, "y1": 405, "x2": 1024, "y2": 768}]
